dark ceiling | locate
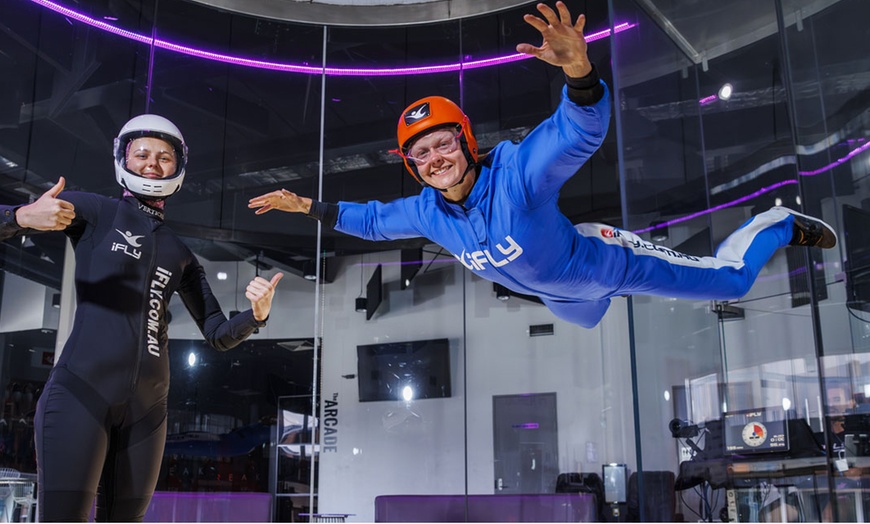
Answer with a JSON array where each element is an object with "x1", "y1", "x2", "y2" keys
[
  {"x1": 0, "y1": 0, "x2": 866, "y2": 293},
  {"x1": 0, "y1": 0, "x2": 621, "y2": 289}
]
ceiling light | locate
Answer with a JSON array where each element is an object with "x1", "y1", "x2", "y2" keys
[{"x1": 718, "y1": 83, "x2": 733, "y2": 100}]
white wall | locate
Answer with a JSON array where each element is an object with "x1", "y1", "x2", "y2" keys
[
  {"x1": 313, "y1": 249, "x2": 636, "y2": 521},
  {"x1": 0, "y1": 273, "x2": 58, "y2": 333},
  {"x1": 167, "y1": 257, "x2": 316, "y2": 340},
  {"x1": 165, "y1": 249, "x2": 642, "y2": 522}
]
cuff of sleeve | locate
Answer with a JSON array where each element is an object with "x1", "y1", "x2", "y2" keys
[
  {"x1": 253, "y1": 316, "x2": 268, "y2": 328},
  {"x1": 306, "y1": 200, "x2": 339, "y2": 228},
  {"x1": 565, "y1": 64, "x2": 605, "y2": 106},
  {"x1": 2, "y1": 206, "x2": 22, "y2": 228}
]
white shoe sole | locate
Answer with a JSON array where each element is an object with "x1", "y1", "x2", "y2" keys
[{"x1": 773, "y1": 206, "x2": 839, "y2": 247}]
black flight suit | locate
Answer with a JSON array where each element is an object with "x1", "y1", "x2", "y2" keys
[{"x1": 1, "y1": 193, "x2": 265, "y2": 521}]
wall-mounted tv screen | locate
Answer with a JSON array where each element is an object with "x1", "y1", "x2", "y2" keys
[{"x1": 357, "y1": 338, "x2": 451, "y2": 402}]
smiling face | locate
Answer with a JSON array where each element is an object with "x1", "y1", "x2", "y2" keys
[
  {"x1": 125, "y1": 137, "x2": 178, "y2": 179},
  {"x1": 408, "y1": 128, "x2": 474, "y2": 201}
]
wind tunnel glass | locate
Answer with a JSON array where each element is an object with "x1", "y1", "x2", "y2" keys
[{"x1": 401, "y1": 129, "x2": 463, "y2": 166}]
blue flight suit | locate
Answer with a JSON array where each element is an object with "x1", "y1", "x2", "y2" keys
[{"x1": 330, "y1": 82, "x2": 795, "y2": 328}]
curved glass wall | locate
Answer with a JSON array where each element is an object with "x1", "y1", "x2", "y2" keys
[
  {"x1": 0, "y1": 0, "x2": 868, "y2": 522},
  {"x1": 613, "y1": 0, "x2": 870, "y2": 521}
]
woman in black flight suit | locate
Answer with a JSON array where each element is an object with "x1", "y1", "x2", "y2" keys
[{"x1": 0, "y1": 114, "x2": 283, "y2": 521}]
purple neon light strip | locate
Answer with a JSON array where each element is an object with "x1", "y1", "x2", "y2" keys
[
  {"x1": 636, "y1": 138, "x2": 870, "y2": 235},
  {"x1": 29, "y1": 0, "x2": 634, "y2": 77},
  {"x1": 798, "y1": 139, "x2": 870, "y2": 177},
  {"x1": 632, "y1": 180, "x2": 798, "y2": 234},
  {"x1": 698, "y1": 94, "x2": 718, "y2": 105}
]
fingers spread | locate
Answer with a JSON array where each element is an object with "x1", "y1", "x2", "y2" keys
[
  {"x1": 522, "y1": 12, "x2": 548, "y2": 33},
  {"x1": 573, "y1": 13, "x2": 586, "y2": 33},
  {"x1": 536, "y1": 2, "x2": 559, "y2": 26},
  {"x1": 555, "y1": 1, "x2": 571, "y2": 25},
  {"x1": 515, "y1": 42, "x2": 541, "y2": 56}
]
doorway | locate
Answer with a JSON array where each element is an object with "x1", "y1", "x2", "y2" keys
[{"x1": 493, "y1": 393, "x2": 558, "y2": 494}]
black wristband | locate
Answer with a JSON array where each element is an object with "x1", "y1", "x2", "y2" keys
[
  {"x1": 306, "y1": 200, "x2": 339, "y2": 228},
  {"x1": 565, "y1": 64, "x2": 605, "y2": 106}
]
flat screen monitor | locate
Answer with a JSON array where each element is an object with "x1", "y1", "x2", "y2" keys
[
  {"x1": 844, "y1": 413, "x2": 870, "y2": 457},
  {"x1": 366, "y1": 264, "x2": 383, "y2": 320},
  {"x1": 723, "y1": 408, "x2": 789, "y2": 455},
  {"x1": 844, "y1": 204, "x2": 870, "y2": 312},
  {"x1": 357, "y1": 338, "x2": 451, "y2": 402},
  {"x1": 602, "y1": 464, "x2": 627, "y2": 504}
]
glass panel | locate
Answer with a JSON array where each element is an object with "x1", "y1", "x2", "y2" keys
[
  {"x1": 8, "y1": 0, "x2": 869, "y2": 522},
  {"x1": 2, "y1": 0, "x2": 324, "y2": 520},
  {"x1": 0, "y1": 0, "x2": 156, "y2": 481},
  {"x1": 147, "y1": 1, "x2": 325, "y2": 515},
  {"x1": 459, "y1": 3, "x2": 633, "y2": 522},
  {"x1": 782, "y1": 1, "x2": 870, "y2": 521},
  {"x1": 318, "y1": 18, "x2": 466, "y2": 521},
  {"x1": 617, "y1": 0, "x2": 870, "y2": 520},
  {"x1": 610, "y1": 0, "x2": 723, "y2": 520}
]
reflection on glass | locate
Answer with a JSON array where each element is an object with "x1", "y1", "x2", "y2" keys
[{"x1": 280, "y1": 408, "x2": 319, "y2": 457}]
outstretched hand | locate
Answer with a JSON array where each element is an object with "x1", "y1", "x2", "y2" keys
[
  {"x1": 248, "y1": 189, "x2": 312, "y2": 215},
  {"x1": 516, "y1": 1, "x2": 592, "y2": 78},
  {"x1": 247, "y1": 272, "x2": 284, "y2": 322},
  {"x1": 15, "y1": 177, "x2": 76, "y2": 231}
]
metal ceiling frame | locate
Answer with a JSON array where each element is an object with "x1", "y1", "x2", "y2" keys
[{"x1": 184, "y1": 0, "x2": 536, "y2": 26}]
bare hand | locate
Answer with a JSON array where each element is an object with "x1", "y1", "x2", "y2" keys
[
  {"x1": 248, "y1": 189, "x2": 311, "y2": 215},
  {"x1": 247, "y1": 272, "x2": 284, "y2": 322},
  {"x1": 15, "y1": 177, "x2": 76, "y2": 231},
  {"x1": 516, "y1": 1, "x2": 591, "y2": 78}
]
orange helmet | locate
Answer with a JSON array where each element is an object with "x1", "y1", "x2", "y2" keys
[{"x1": 396, "y1": 96, "x2": 479, "y2": 184}]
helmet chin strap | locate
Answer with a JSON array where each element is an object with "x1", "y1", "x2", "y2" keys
[
  {"x1": 121, "y1": 180, "x2": 170, "y2": 205},
  {"x1": 436, "y1": 161, "x2": 478, "y2": 193}
]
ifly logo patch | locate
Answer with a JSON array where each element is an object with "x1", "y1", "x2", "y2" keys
[
  {"x1": 403, "y1": 102, "x2": 430, "y2": 125},
  {"x1": 111, "y1": 229, "x2": 144, "y2": 259}
]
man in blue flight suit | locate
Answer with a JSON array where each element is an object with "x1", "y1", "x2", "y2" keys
[{"x1": 248, "y1": 1, "x2": 835, "y2": 329}]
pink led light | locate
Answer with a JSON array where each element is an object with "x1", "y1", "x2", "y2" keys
[
  {"x1": 636, "y1": 139, "x2": 870, "y2": 235},
  {"x1": 798, "y1": 139, "x2": 870, "y2": 177},
  {"x1": 698, "y1": 94, "x2": 718, "y2": 105},
  {"x1": 28, "y1": 0, "x2": 634, "y2": 76},
  {"x1": 632, "y1": 180, "x2": 799, "y2": 234}
]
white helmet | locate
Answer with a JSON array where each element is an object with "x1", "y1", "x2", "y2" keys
[{"x1": 113, "y1": 114, "x2": 188, "y2": 199}]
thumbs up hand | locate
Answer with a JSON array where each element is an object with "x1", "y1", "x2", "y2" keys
[
  {"x1": 14, "y1": 177, "x2": 76, "y2": 231},
  {"x1": 247, "y1": 272, "x2": 285, "y2": 323}
]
